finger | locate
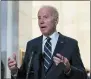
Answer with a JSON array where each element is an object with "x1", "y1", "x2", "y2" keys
[
  {"x1": 8, "y1": 58, "x2": 15, "y2": 64},
  {"x1": 9, "y1": 62, "x2": 16, "y2": 67},
  {"x1": 9, "y1": 64, "x2": 15, "y2": 68},
  {"x1": 56, "y1": 53, "x2": 63, "y2": 60},
  {"x1": 53, "y1": 58, "x2": 59, "y2": 66},
  {"x1": 53, "y1": 59, "x2": 60, "y2": 64},
  {"x1": 53, "y1": 56, "x2": 64, "y2": 64},
  {"x1": 63, "y1": 57, "x2": 68, "y2": 65},
  {"x1": 53, "y1": 56, "x2": 61, "y2": 62},
  {"x1": 8, "y1": 60, "x2": 14, "y2": 64},
  {"x1": 53, "y1": 57, "x2": 64, "y2": 66},
  {"x1": 57, "y1": 54, "x2": 64, "y2": 61},
  {"x1": 56, "y1": 53, "x2": 61, "y2": 58},
  {"x1": 13, "y1": 53, "x2": 16, "y2": 60},
  {"x1": 8, "y1": 59, "x2": 16, "y2": 65},
  {"x1": 63, "y1": 56, "x2": 65, "y2": 62},
  {"x1": 61, "y1": 55, "x2": 64, "y2": 60},
  {"x1": 53, "y1": 61, "x2": 59, "y2": 66},
  {"x1": 10, "y1": 65, "x2": 16, "y2": 70}
]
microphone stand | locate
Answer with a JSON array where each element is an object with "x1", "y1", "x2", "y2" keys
[{"x1": 26, "y1": 51, "x2": 35, "y2": 79}]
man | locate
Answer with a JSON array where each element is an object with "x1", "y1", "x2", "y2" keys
[{"x1": 8, "y1": 5, "x2": 87, "y2": 79}]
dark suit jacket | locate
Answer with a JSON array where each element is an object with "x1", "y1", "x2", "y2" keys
[
  {"x1": 14, "y1": 33, "x2": 87, "y2": 79},
  {"x1": 1, "y1": 61, "x2": 5, "y2": 79}
]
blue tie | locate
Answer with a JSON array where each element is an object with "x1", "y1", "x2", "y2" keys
[{"x1": 44, "y1": 37, "x2": 52, "y2": 73}]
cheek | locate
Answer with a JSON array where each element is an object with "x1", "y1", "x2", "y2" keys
[
  {"x1": 49, "y1": 19, "x2": 55, "y2": 26},
  {"x1": 48, "y1": 22, "x2": 55, "y2": 28},
  {"x1": 47, "y1": 24, "x2": 54, "y2": 32},
  {"x1": 47, "y1": 19, "x2": 53, "y2": 25},
  {"x1": 46, "y1": 19, "x2": 55, "y2": 29},
  {"x1": 38, "y1": 21, "x2": 40, "y2": 25}
]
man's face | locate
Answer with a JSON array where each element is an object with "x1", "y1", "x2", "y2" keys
[{"x1": 38, "y1": 8, "x2": 57, "y2": 36}]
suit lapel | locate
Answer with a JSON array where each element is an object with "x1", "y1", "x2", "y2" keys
[
  {"x1": 36, "y1": 35, "x2": 46, "y2": 79},
  {"x1": 53, "y1": 33, "x2": 65, "y2": 56},
  {"x1": 32, "y1": 35, "x2": 44, "y2": 79},
  {"x1": 46, "y1": 33, "x2": 66, "y2": 76}
]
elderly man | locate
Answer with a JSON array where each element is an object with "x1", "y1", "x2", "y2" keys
[{"x1": 8, "y1": 5, "x2": 87, "y2": 79}]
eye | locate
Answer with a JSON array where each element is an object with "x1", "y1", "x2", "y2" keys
[
  {"x1": 38, "y1": 16, "x2": 41, "y2": 19},
  {"x1": 44, "y1": 15, "x2": 48, "y2": 19}
]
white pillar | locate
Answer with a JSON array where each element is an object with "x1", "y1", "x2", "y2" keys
[
  {"x1": 1, "y1": 1, "x2": 8, "y2": 78},
  {"x1": 6, "y1": 1, "x2": 19, "y2": 78},
  {"x1": 0, "y1": 1, "x2": 1, "y2": 78},
  {"x1": 1, "y1": 1, "x2": 19, "y2": 78},
  {"x1": 0, "y1": 2, "x2": 1, "y2": 79},
  {"x1": 6, "y1": 1, "x2": 13, "y2": 78}
]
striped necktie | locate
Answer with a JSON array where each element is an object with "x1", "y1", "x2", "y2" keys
[{"x1": 44, "y1": 37, "x2": 52, "y2": 73}]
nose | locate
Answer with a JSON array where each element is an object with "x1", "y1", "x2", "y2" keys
[{"x1": 39, "y1": 19, "x2": 44, "y2": 24}]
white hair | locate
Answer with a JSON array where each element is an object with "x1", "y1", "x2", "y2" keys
[{"x1": 39, "y1": 5, "x2": 59, "y2": 20}]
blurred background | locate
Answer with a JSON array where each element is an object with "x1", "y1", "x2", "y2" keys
[{"x1": 0, "y1": 1, "x2": 90, "y2": 79}]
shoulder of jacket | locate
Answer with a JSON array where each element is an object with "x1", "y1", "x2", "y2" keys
[{"x1": 27, "y1": 35, "x2": 42, "y2": 45}]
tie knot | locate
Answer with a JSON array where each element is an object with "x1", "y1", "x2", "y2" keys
[{"x1": 46, "y1": 37, "x2": 51, "y2": 42}]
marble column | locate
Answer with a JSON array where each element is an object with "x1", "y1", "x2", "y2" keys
[{"x1": 0, "y1": 1, "x2": 19, "y2": 78}]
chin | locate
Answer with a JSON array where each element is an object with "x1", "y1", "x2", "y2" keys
[
  {"x1": 42, "y1": 33, "x2": 50, "y2": 36},
  {"x1": 41, "y1": 30, "x2": 50, "y2": 36}
]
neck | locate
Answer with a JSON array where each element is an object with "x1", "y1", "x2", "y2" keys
[{"x1": 44, "y1": 30, "x2": 56, "y2": 37}]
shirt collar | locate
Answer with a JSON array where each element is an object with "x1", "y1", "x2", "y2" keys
[{"x1": 43, "y1": 31, "x2": 59, "y2": 42}]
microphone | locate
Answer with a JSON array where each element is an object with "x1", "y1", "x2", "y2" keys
[{"x1": 26, "y1": 47, "x2": 37, "y2": 79}]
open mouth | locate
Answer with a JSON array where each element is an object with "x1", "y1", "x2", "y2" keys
[{"x1": 40, "y1": 26, "x2": 46, "y2": 29}]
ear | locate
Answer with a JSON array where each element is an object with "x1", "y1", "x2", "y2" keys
[{"x1": 55, "y1": 17, "x2": 59, "y2": 25}]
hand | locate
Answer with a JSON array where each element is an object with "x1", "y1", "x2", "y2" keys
[
  {"x1": 53, "y1": 53, "x2": 71, "y2": 73},
  {"x1": 8, "y1": 53, "x2": 18, "y2": 71}
]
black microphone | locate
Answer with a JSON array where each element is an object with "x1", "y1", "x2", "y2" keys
[{"x1": 26, "y1": 47, "x2": 37, "y2": 79}]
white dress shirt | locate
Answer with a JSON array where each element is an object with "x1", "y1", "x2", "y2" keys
[{"x1": 42, "y1": 31, "x2": 59, "y2": 55}]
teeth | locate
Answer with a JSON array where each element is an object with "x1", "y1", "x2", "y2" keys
[{"x1": 41, "y1": 27, "x2": 45, "y2": 28}]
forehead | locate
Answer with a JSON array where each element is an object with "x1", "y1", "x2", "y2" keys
[{"x1": 38, "y1": 7, "x2": 53, "y2": 16}]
